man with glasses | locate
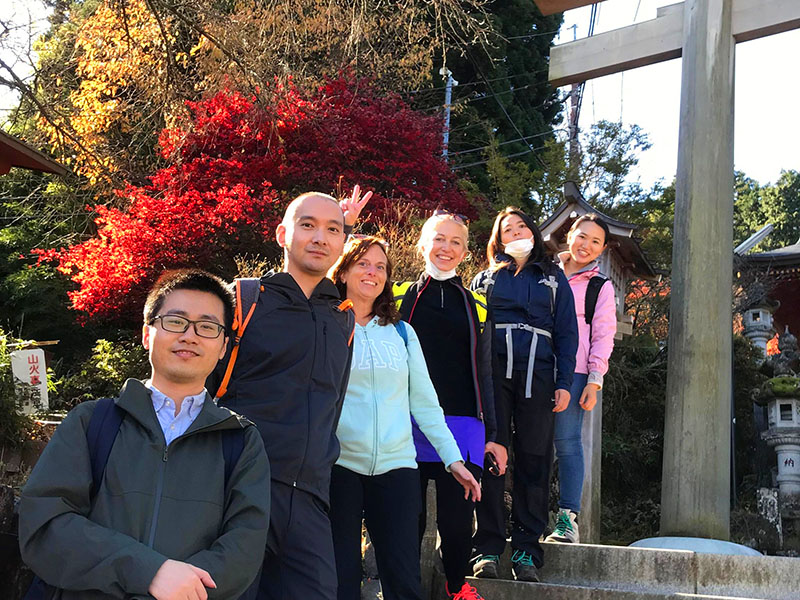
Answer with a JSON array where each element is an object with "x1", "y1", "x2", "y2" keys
[
  {"x1": 19, "y1": 269, "x2": 270, "y2": 600},
  {"x1": 209, "y1": 188, "x2": 371, "y2": 600}
]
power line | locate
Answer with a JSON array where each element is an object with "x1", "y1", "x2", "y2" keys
[
  {"x1": 452, "y1": 148, "x2": 536, "y2": 170},
  {"x1": 504, "y1": 28, "x2": 562, "y2": 41},
  {"x1": 417, "y1": 80, "x2": 551, "y2": 115},
  {"x1": 410, "y1": 66, "x2": 551, "y2": 102},
  {"x1": 448, "y1": 128, "x2": 568, "y2": 157},
  {"x1": 461, "y1": 45, "x2": 551, "y2": 171}
]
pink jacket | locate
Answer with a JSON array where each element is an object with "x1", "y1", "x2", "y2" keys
[{"x1": 558, "y1": 253, "x2": 617, "y2": 388}]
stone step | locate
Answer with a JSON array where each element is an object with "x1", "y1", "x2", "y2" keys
[
  {"x1": 427, "y1": 542, "x2": 798, "y2": 600},
  {"x1": 452, "y1": 578, "x2": 767, "y2": 600}
]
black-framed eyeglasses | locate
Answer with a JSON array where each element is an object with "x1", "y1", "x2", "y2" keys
[
  {"x1": 151, "y1": 315, "x2": 226, "y2": 339},
  {"x1": 433, "y1": 208, "x2": 470, "y2": 225}
]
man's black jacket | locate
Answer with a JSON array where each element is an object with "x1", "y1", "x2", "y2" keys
[{"x1": 208, "y1": 272, "x2": 354, "y2": 504}]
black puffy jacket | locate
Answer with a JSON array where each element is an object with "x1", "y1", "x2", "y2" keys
[{"x1": 209, "y1": 272, "x2": 354, "y2": 504}]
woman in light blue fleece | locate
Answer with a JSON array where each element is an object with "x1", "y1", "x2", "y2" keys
[{"x1": 328, "y1": 235, "x2": 481, "y2": 600}]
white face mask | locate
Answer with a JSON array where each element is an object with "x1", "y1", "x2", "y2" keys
[
  {"x1": 425, "y1": 258, "x2": 457, "y2": 281},
  {"x1": 504, "y1": 237, "x2": 534, "y2": 261}
]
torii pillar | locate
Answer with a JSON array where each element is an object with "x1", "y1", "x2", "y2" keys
[{"x1": 537, "y1": 0, "x2": 800, "y2": 539}]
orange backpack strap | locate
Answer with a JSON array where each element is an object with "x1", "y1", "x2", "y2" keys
[
  {"x1": 215, "y1": 278, "x2": 262, "y2": 399},
  {"x1": 336, "y1": 299, "x2": 356, "y2": 347}
]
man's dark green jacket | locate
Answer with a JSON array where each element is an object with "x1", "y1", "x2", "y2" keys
[{"x1": 18, "y1": 379, "x2": 270, "y2": 599}]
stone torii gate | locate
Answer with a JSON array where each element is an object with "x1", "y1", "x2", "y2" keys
[{"x1": 534, "y1": 0, "x2": 800, "y2": 540}]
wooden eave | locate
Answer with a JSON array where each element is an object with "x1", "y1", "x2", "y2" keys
[
  {"x1": 532, "y1": 0, "x2": 604, "y2": 16},
  {"x1": 0, "y1": 130, "x2": 68, "y2": 176}
]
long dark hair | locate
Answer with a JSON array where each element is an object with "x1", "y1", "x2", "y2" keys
[
  {"x1": 331, "y1": 236, "x2": 400, "y2": 326},
  {"x1": 486, "y1": 207, "x2": 554, "y2": 274}
]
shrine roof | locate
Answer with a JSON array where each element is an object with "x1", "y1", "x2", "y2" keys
[
  {"x1": 741, "y1": 241, "x2": 800, "y2": 265},
  {"x1": 0, "y1": 130, "x2": 68, "y2": 176},
  {"x1": 540, "y1": 181, "x2": 659, "y2": 280}
]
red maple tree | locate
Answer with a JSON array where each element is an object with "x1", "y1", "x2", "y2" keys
[{"x1": 39, "y1": 77, "x2": 476, "y2": 321}]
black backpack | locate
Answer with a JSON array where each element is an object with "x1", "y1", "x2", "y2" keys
[
  {"x1": 24, "y1": 398, "x2": 245, "y2": 600},
  {"x1": 584, "y1": 275, "x2": 611, "y2": 340}
]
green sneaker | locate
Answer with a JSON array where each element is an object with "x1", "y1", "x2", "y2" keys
[
  {"x1": 472, "y1": 554, "x2": 499, "y2": 579},
  {"x1": 545, "y1": 509, "x2": 580, "y2": 543},
  {"x1": 510, "y1": 549, "x2": 539, "y2": 582}
]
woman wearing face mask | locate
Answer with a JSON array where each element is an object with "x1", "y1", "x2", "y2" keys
[
  {"x1": 544, "y1": 214, "x2": 617, "y2": 544},
  {"x1": 470, "y1": 207, "x2": 578, "y2": 583},
  {"x1": 329, "y1": 236, "x2": 481, "y2": 600},
  {"x1": 392, "y1": 211, "x2": 505, "y2": 600}
]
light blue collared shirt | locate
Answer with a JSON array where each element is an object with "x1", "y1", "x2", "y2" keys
[{"x1": 145, "y1": 382, "x2": 206, "y2": 445}]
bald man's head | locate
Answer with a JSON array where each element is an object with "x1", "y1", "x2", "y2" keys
[
  {"x1": 276, "y1": 192, "x2": 346, "y2": 281},
  {"x1": 282, "y1": 192, "x2": 343, "y2": 226}
]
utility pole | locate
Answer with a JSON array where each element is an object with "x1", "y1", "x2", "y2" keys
[
  {"x1": 440, "y1": 67, "x2": 458, "y2": 159},
  {"x1": 567, "y1": 83, "x2": 583, "y2": 181},
  {"x1": 566, "y1": 25, "x2": 582, "y2": 181}
]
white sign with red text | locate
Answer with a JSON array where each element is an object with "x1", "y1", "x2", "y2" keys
[{"x1": 11, "y1": 348, "x2": 49, "y2": 415}]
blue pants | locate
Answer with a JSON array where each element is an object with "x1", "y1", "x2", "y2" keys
[{"x1": 553, "y1": 372, "x2": 589, "y2": 513}]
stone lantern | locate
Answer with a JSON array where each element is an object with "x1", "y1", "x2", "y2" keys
[
  {"x1": 742, "y1": 299, "x2": 779, "y2": 358},
  {"x1": 757, "y1": 329, "x2": 800, "y2": 516}
]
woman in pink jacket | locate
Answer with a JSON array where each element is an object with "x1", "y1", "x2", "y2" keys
[{"x1": 546, "y1": 214, "x2": 617, "y2": 543}]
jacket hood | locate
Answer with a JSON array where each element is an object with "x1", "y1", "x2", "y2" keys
[
  {"x1": 116, "y1": 379, "x2": 248, "y2": 437},
  {"x1": 263, "y1": 271, "x2": 342, "y2": 301},
  {"x1": 557, "y1": 251, "x2": 603, "y2": 281},
  {"x1": 414, "y1": 271, "x2": 464, "y2": 287}
]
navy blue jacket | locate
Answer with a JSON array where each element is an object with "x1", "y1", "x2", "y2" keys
[
  {"x1": 472, "y1": 256, "x2": 578, "y2": 392},
  {"x1": 208, "y1": 273, "x2": 354, "y2": 505}
]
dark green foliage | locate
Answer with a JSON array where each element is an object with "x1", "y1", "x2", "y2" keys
[
  {"x1": 56, "y1": 337, "x2": 149, "y2": 410},
  {"x1": 600, "y1": 335, "x2": 765, "y2": 545},
  {"x1": 601, "y1": 337, "x2": 666, "y2": 544},
  {"x1": 734, "y1": 170, "x2": 800, "y2": 251},
  {"x1": 0, "y1": 169, "x2": 106, "y2": 360},
  {"x1": 732, "y1": 336, "x2": 768, "y2": 503},
  {"x1": 421, "y1": 0, "x2": 563, "y2": 207}
]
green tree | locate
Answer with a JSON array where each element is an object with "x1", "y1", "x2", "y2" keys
[
  {"x1": 734, "y1": 170, "x2": 800, "y2": 251},
  {"x1": 431, "y1": 0, "x2": 563, "y2": 180}
]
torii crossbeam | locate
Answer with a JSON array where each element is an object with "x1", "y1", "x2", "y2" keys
[{"x1": 534, "y1": 0, "x2": 800, "y2": 540}]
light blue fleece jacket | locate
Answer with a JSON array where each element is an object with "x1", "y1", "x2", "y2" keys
[{"x1": 336, "y1": 316, "x2": 463, "y2": 476}]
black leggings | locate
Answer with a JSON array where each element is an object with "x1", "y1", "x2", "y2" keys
[
  {"x1": 330, "y1": 465, "x2": 423, "y2": 600},
  {"x1": 473, "y1": 368, "x2": 556, "y2": 568},
  {"x1": 418, "y1": 461, "x2": 482, "y2": 591}
]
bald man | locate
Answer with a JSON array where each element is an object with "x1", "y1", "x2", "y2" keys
[{"x1": 209, "y1": 189, "x2": 370, "y2": 600}]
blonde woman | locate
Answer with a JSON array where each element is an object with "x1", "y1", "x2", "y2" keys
[{"x1": 393, "y1": 210, "x2": 504, "y2": 600}]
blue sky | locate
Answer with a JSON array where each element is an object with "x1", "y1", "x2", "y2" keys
[{"x1": 558, "y1": 0, "x2": 800, "y2": 189}]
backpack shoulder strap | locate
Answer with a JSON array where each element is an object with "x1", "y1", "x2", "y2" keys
[
  {"x1": 585, "y1": 275, "x2": 610, "y2": 325},
  {"x1": 215, "y1": 278, "x2": 262, "y2": 399},
  {"x1": 394, "y1": 320, "x2": 409, "y2": 347},
  {"x1": 474, "y1": 270, "x2": 497, "y2": 303},
  {"x1": 221, "y1": 427, "x2": 247, "y2": 489},
  {"x1": 392, "y1": 281, "x2": 413, "y2": 310},
  {"x1": 86, "y1": 397, "x2": 125, "y2": 499},
  {"x1": 25, "y1": 399, "x2": 123, "y2": 599},
  {"x1": 468, "y1": 289, "x2": 489, "y2": 326}
]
